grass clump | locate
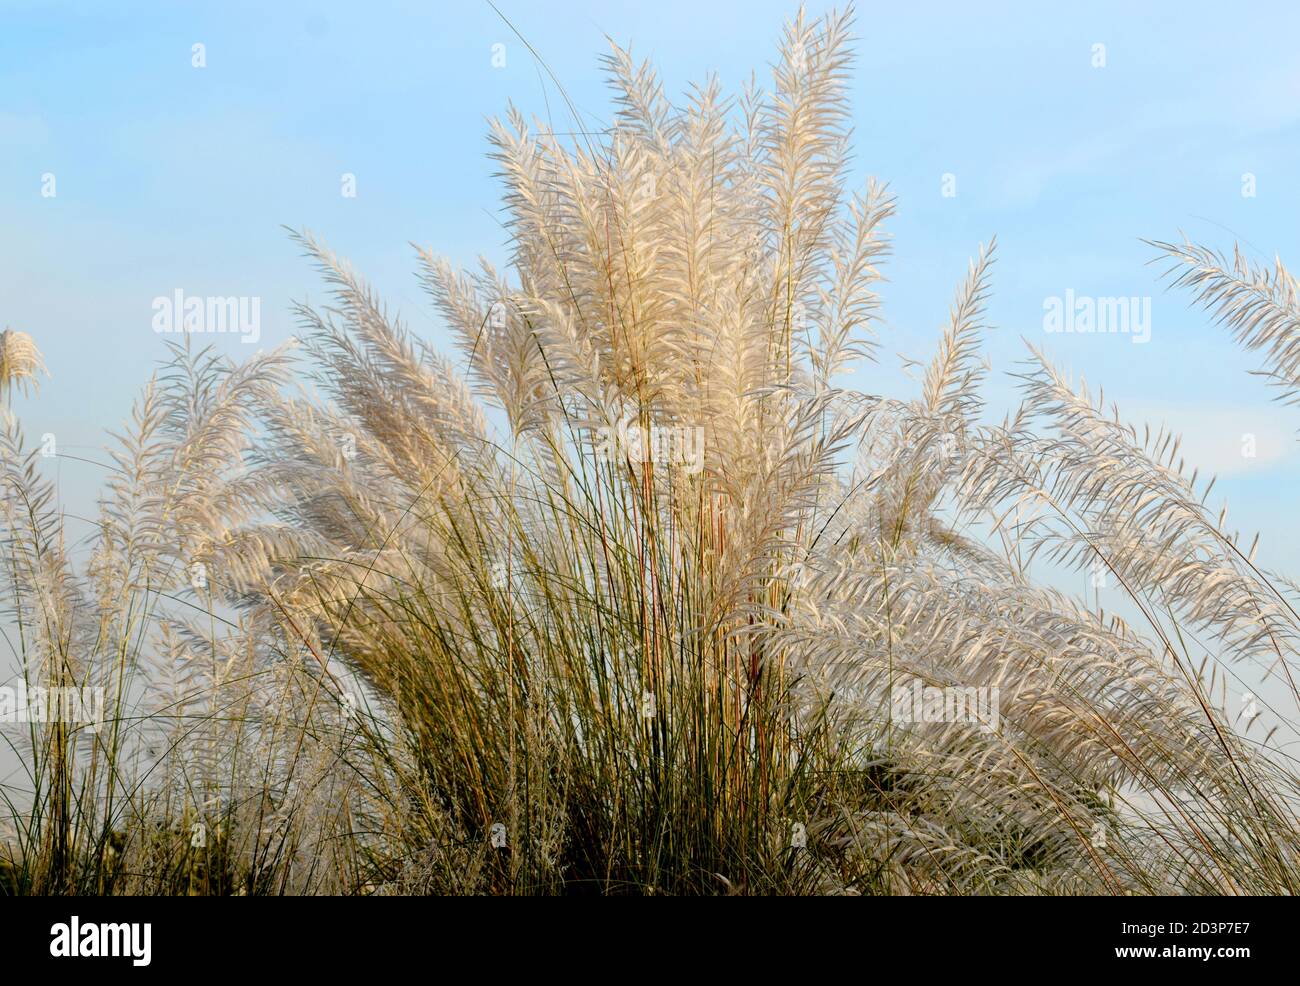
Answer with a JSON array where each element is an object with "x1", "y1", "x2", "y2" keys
[{"x1": 4, "y1": 5, "x2": 1300, "y2": 895}]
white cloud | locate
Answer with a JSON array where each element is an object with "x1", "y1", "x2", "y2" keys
[{"x1": 1128, "y1": 404, "x2": 1294, "y2": 478}]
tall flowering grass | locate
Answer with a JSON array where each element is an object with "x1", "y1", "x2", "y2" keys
[{"x1": 3, "y1": 6, "x2": 1299, "y2": 895}]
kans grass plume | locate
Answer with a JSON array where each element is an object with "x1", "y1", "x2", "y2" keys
[
  {"x1": 0, "y1": 329, "x2": 47, "y2": 403},
  {"x1": 3, "y1": 5, "x2": 1299, "y2": 895}
]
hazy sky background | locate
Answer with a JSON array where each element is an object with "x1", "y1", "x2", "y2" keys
[{"x1": 3, "y1": 1, "x2": 1300, "y2": 741}]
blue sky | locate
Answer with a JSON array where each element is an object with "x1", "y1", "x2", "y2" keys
[{"x1": 3, "y1": 0, "x2": 1300, "y2": 572}]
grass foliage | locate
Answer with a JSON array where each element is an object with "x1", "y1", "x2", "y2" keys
[{"x1": 3, "y1": 6, "x2": 1300, "y2": 895}]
